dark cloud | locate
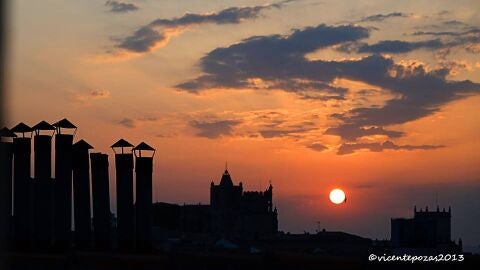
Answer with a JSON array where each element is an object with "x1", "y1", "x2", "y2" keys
[
  {"x1": 190, "y1": 119, "x2": 241, "y2": 139},
  {"x1": 149, "y1": 0, "x2": 293, "y2": 27},
  {"x1": 118, "y1": 26, "x2": 165, "y2": 53},
  {"x1": 116, "y1": 1, "x2": 292, "y2": 53},
  {"x1": 177, "y1": 24, "x2": 480, "y2": 143},
  {"x1": 176, "y1": 24, "x2": 370, "y2": 92},
  {"x1": 105, "y1": 1, "x2": 139, "y2": 13},
  {"x1": 412, "y1": 27, "x2": 480, "y2": 37},
  {"x1": 413, "y1": 18, "x2": 478, "y2": 34},
  {"x1": 407, "y1": 24, "x2": 480, "y2": 55},
  {"x1": 337, "y1": 141, "x2": 444, "y2": 155},
  {"x1": 330, "y1": 56, "x2": 479, "y2": 132},
  {"x1": 254, "y1": 79, "x2": 349, "y2": 100},
  {"x1": 259, "y1": 126, "x2": 314, "y2": 138},
  {"x1": 356, "y1": 39, "x2": 445, "y2": 54},
  {"x1": 119, "y1": 118, "x2": 136, "y2": 128},
  {"x1": 325, "y1": 124, "x2": 404, "y2": 141},
  {"x1": 338, "y1": 36, "x2": 479, "y2": 54},
  {"x1": 359, "y1": 12, "x2": 409, "y2": 23},
  {"x1": 307, "y1": 143, "x2": 328, "y2": 152},
  {"x1": 117, "y1": 116, "x2": 158, "y2": 128},
  {"x1": 335, "y1": 20, "x2": 480, "y2": 55}
]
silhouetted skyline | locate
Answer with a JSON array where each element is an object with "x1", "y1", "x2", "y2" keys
[
  {"x1": 0, "y1": 119, "x2": 475, "y2": 251},
  {"x1": 4, "y1": 0, "x2": 480, "y2": 251},
  {"x1": 1, "y1": 120, "x2": 157, "y2": 251}
]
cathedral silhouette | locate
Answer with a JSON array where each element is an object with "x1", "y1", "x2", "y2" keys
[{"x1": 151, "y1": 168, "x2": 278, "y2": 239}]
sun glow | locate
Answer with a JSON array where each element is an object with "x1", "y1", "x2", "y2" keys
[{"x1": 329, "y1": 188, "x2": 346, "y2": 204}]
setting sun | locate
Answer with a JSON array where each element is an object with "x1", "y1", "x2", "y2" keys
[
  {"x1": 3, "y1": 0, "x2": 480, "y2": 258},
  {"x1": 329, "y1": 189, "x2": 346, "y2": 204}
]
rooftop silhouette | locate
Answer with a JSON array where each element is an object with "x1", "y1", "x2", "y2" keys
[{"x1": 0, "y1": 119, "x2": 477, "y2": 269}]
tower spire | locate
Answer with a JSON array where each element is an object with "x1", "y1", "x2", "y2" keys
[{"x1": 225, "y1": 161, "x2": 228, "y2": 171}]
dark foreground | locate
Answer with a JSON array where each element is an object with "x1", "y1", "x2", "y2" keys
[{"x1": 1, "y1": 251, "x2": 480, "y2": 270}]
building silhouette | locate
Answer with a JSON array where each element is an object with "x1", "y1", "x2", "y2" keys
[
  {"x1": 391, "y1": 205, "x2": 461, "y2": 252},
  {"x1": 72, "y1": 139, "x2": 93, "y2": 249},
  {"x1": 53, "y1": 119, "x2": 76, "y2": 248},
  {"x1": 152, "y1": 168, "x2": 278, "y2": 238},
  {"x1": 112, "y1": 139, "x2": 135, "y2": 250},
  {"x1": 0, "y1": 127, "x2": 16, "y2": 248},
  {"x1": 11, "y1": 122, "x2": 33, "y2": 249},
  {"x1": 210, "y1": 169, "x2": 278, "y2": 238},
  {"x1": 134, "y1": 142, "x2": 155, "y2": 250},
  {"x1": 0, "y1": 119, "x2": 155, "y2": 252},
  {"x1": 90, "y1": 152, "x2": 112, "y2": 250},
  {"x1": 3, "y1": 117, "x2": 476, "y2": 270},
  {"x1": 32, "y1": 121, "x2": 55, "y2": 248}
]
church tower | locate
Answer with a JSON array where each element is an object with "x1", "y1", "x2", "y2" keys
[{"x1": 210, "y1": 167, "x2": 243, "y2": 235}]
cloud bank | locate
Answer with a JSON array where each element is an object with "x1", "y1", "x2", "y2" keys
[
  {"x1": 116, "y1": 1, "x2": 292, "y2": 54},
  {"x1": 176, "y1": 23, "x2": 480, "y2": 153}
]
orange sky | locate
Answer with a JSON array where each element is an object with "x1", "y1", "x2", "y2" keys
[{"x1": 5, "y1": 0, "x2": 480, "y2": 246}]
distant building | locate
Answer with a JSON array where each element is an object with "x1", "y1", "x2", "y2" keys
[
  {"x1": 391, "y1": 206, "x2": 461, "y2": 253},
  {"x1": 152, "y1": 168, "x2": 278, "y2": 239},
  {"x1": 210, "y1": 169, "x2": 278, "y2": 238}
]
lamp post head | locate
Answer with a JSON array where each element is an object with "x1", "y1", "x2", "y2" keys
[
  {"x1": 11, "y1": 122, "x2": 33, "y2": 138},
  {"x1": 73, "y1": 139, "x2": 94, "y2": 151},
  {"x1": 133, "y1": 142, "x2": 155, "y2": 158},
  {"x1": 0, "y1": 127, "x2": 17, "y2": 142},
  {"x1": 53, "y1": 118, "x2": 77, "y2": 136},
  {"x1": 32, "y1": 120, "x2": 55, "y2": 136},
  {"x1": 111, "y1": 138, "x2": 133, "y2": 154}
]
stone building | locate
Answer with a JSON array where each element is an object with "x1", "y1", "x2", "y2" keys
[
  {"x1": 391, "y1": 206, "x2": 461, "y2": 252},
  {"x1": 152, "y1": 168, "x2": 278, "y2": 239}
]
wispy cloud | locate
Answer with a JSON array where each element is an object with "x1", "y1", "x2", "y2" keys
[
  {"x1": 118, "y1": 117, "x2": 136, "y2": 128},
  {"x1": 105, "y1": 1, "x2": 139, "y2": 13},
  {"x1": 113, "y1": 0, "x2": 293, "y2": 56},
  {"x1": 70, "y1": 89, "x2": 111, "y2": 103},
  {"x1": 259, "y1": 127, "x2": 313, "y2": 138},
  {"x1": 117, "y1": 116, "x2": 158, "y2": 128},
  {"x1": 337, "y1": 34, "x2": 480, "y2": 55},
  {"x1": 334, "y1": 15, "x2": 480, "y2": 55},
  {"x1": 325, "y1": 124, "x2": 404, "y2": 141},
  {"x1": 190, "y1": 119, "x2": 242, "y2": 139},
  {"x1": 359, "y1": 12, "x2": 409, "y2": 23},
  {"x1": 412, "y1": 26, "x2": 480, "y2": 37},
  {"x1": 337, "y1": 141, "x2": 444, "y2": 155},
  {"x1": 183, "y1": 110, "x2": 322, "y2": 142},
  {"x1": 148, "y1": 0, "x2": 293, "y2": 28},
  {"x1": 307, "y1": 142, "x2": 328, "y2": 152}
]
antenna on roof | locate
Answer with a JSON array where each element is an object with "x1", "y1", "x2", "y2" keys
[{"x1": 225, "y1": 161, "x2": 228, "y2": 171}]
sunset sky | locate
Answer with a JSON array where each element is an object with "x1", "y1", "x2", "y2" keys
[{"x1": 5, "y1": 0, "x2": 480, "y2": 246}]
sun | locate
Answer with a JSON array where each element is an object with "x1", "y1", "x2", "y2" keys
[{"x1": 329, "y1": 188, "x2": 346, "y2": 204}]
